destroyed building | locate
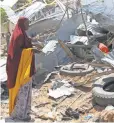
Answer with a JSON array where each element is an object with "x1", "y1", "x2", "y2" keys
[{"x1": 1, "y1": 0, "x2": 114, "y2": 122}]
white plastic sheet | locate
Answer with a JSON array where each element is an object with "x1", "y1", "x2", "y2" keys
[
  {"x1": 48, "y1": 79, "x2": 75, "y2": 99},
  {"x1": 70, "y1": 35, "x2": 89, "y2": 45}
]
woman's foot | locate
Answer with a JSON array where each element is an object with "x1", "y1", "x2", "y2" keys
[
  {"x1": 10, "y1": 116, "x2": 31, "y2": 122},
  {"x1": 23, "y1": 116, "x2": 31, "y2": 121}
]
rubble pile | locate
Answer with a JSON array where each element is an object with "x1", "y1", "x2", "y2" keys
[
  {"x1": 1, "y1": 3, "x2": 114, "y2": 122},
  {"x1": 99, "y1": 106, "x2": 114, "y2": 122},
  {"x1": 37, "y1": 28, "x2": 56, "y2": 42}
]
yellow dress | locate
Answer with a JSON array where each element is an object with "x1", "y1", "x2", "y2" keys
[{"x1": 9, "y1": 48, "x2": 33, "y2": 115}]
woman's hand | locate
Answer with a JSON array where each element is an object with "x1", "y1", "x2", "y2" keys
[
  {"x1": 32, "y1": 47, "x2": 42, "y2": 53},
  {"x1": 31, "y1": 35, "x2": 39, "y2": 42}
]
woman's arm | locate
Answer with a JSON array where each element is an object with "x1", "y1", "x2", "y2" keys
[
  {"x1": 30, "y1": 35, "x2": 39, "y2": 42},
  {"x1": 32, "y1": 47, "x2": 42, "y2": 53}
]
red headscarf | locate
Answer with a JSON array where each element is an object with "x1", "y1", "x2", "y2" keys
[{"x1": 6, "y1": 17, "x2": 35, "y2": 89}]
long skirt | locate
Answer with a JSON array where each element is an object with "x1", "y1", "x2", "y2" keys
[{"x1": 10, "y1": 79, "x2": 32, "y2": 120}]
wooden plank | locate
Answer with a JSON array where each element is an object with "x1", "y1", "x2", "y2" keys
[
  {"x1": 88, "y1": 62, "x2": 113, "y2": 68},
  {"x1": 58, "y1": 40, "x2": 75, "y2": 61}
]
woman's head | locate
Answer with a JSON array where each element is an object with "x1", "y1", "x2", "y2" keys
[{"x1": 18, "y1": 17, "x2": 29, "y2": 30}]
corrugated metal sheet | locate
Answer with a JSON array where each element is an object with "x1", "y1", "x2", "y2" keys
[
  {"x1": 82, "y1": 0, "x2": 114, "y2": 33},
  {"x1": 8, "y1": 2, "x2": 46, "y2": 24},
  {"x1": 35, "y1": 40, "x2": 71, "y2": 73}
]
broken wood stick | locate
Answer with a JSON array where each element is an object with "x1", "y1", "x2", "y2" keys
[
  {"x1": 92, "y1": 70, "x2": 114, "y2": 78},
  {"x1": 68, "y1": 94, "x2": 82, "y2": 108},
  {"x1": 58, "y1": 40, "x2": 75, "y2": 61},
  {"x1": 88, "y1": 62, "x2": 114, "y2": 68}
]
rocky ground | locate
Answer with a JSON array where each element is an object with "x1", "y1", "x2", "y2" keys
[
  {"x1": 1, "y1": 73, "x2": 105, "y2": 122},
  {"x1": 1, "y1": 37, "x2": 112, "y2": 122}
]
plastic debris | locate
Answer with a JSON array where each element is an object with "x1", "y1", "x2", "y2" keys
[
  {"x1": 99, "y1": 109, "x2": 114, "y2": 122},
  {"x1": 65, "y1": 108, "x2": 80, "y2": 119},
  {"x1": 84, "y1": 114, "x2": 93, "y2": 120},
  {"x1": 48, "y1": 79, "x2": 75, "y2": 99},
  {"x1": 105, "y1": 105, "x2": 114, "y2": 111}
]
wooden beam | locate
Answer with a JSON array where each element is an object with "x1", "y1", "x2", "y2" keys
[{"x1": 58, "y1": 40, "x2": 75, "y2": 61}]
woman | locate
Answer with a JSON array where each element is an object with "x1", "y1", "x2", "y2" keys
[{"x1": 6, "y1": 17, "x2": 37, "y2": 121}]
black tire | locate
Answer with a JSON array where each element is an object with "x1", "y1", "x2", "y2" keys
[
  {"x1": 60, "y1": 63, "x2": 94, "y2": 76},
  {"x1": 92, "y1": 74, "x2": 114, "y2": 106}
]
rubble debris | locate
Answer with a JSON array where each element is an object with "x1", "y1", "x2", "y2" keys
[
  {"x1": 98, "y1": 43, "x2": 109, "y2": 54},
  {"x1": 92, "y1": 45, "x2": 105, "y2": 62},
  {"x1": 0, "y1": 59, "x2": 9, "y2": 103},
  {"x1": 65, "y1": 108, "x2": 80, "y2": 119},
  {"x1": 82, "y1": 0, "x2": 114, "y2": 33},
  {"x1": 44, "y1": 71, "x2": 59, "y2": 83},
  {"x1": 107, "y1": 37, "x2": 114, "y2": 49},
  {"x1": 2, "y1": 2, "x2": 114, "y2": 121},
  {"x1": 89, "y1": 62, "x2": 112, "y2": 69},
  {"x1": 76, "y1": 23, "x2": 108, "y2": 41},
  {"x1": 105, "y1": 105, "x2": 114, "y2": 110},
  {"x1": 48, "y1": 79, "x2": 75, "y2": 99},
  {"x1": 52, "y1": 96, "x2": 68, "y2": 108},
  {"x1": 102, "y1": 50, "x2": 114, "y2": 67},
  {"x1": 92, "y1": 74, "x2": 114, "y2": 106},
  {"x1": 33, "y1": 68, "x2": 48, "y2": 86},
  {"x1": 75, "y1": 93, "x2": 93, "y2": 113},
  {"x1": 58, "y1": 40, "x2": 75, "y2": 61},
  {"x1": 0, "y1": 59, "x2": 6, "y2": 67},
  {"x1": 92, "y1": 14, "x2": 114, "y2": 34},
  {"x1": 95, "y1": 67, "x2": 111, "y2": 74},
  {"x1": 54, "y1": 65, "x2": 63, "y2": 71},
  {"x1": 61, "y1": 116, "x2": 72, "y2": 121},
  {"x1": 99, "y1": 107, "x2": 114, "y2": 122},
  {"x1": 57, "y1": 14, "x2": 87, "y2": 41},
  {"x1": 60, "y1": 63, "x2": 94, "y2": 76},
  {"x1": 92, "y1": 43, "x2": 113, "y2": 63},
  {"x1": 35, "y1": 40, "x2": 71, "y2": 74},
  {"x1": 34, "y1": 40, "x2": 72, "y2": 85},
  {"x1": 89, "y1": 62, "x2": 113, "y2": 74},
  {"x1": 77, "y1": 23, "x2": 93, "y2": 36},
  {"x1": 67, "y1": 43, "x2": 93, "y2": 60},
  {"x1": 0, "y1": 59, "x2": 7, "y2": 83},
  {"x1": 32, "y1": 41, "x2": 44, "y2": 50},
  {"x1": 70, "y1": 35, "x2": 89, "y2": 45},
  {"x1": 35, "y1": 102, "x2": 50, "y2": 108},
  {"x1": 0, "y1": 88, "x2": 4, "y2": 95},
  {"x1": 36, "y1": 109, "x2": 60, "y2": 121},
  {"x1": 84, "y1": 114, "x2": 93, "y2": 120}
]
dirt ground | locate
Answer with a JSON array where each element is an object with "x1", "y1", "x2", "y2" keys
[{"x1": 1, "y1": 72, "x2": 105, "y2": 122}]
